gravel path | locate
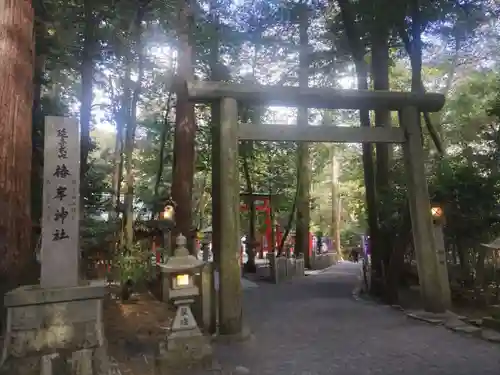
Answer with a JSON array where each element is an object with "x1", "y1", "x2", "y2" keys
[{"x1": 205, "y1": 261, "x2": 500, "y2": 375}]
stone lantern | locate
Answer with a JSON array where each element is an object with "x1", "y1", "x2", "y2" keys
[
  {"x1": 164, "y1": 235, "x2": 202, "y2": 292},
  {"x1": 157, "y1": 234, "x2": 211, "y2": 365}
]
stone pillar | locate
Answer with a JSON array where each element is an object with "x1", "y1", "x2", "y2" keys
[
  {"x1": 201, "y1": 263, "x2": 217, "y2": 334},
  {"x1": 41, "y1": 117, "x2": 80, "y2": 289},
  {"x1": 218, "y1": 97, "x2": 243, "y2": 335},
  {"x1": 286, "y1": 258, "x2": 296, "y2": 279},
  {"x1": 433, "y1": 217, "x2": 451, "y2": 307},
  {"x1": 295, "y1": 256, "x2": 305, "y2": 277},
  {"x1": 401, "y1": 106, "x2": 451, "y2": 312},
  {"x1": 0, "y1": 282, "x2": 108, "y2": 375},
  {"x1": 1, "y1": 117, "x2": 110, "y2": 375},
  {"x1": 190, "y1": 263, "x2": 217, "y2": 334},
  {"x1": 276, "y1": 256, "x2": 287, "y2": 283}
]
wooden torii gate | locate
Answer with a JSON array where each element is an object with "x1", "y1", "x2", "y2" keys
[{"x1": 181, "y1": 80, "x2": 451, "y2": 335}]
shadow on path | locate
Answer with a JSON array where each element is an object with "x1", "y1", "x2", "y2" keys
[{"x1": 206, "y1": 262, "x2": 500, "y2": 375}]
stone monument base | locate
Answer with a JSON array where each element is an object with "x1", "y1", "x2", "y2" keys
[
  {"x1": 0, "y1": 281, "x2": 108, "y2": 375},
  {"x1": 155, "y1": 334, "x2": 212, "y2": 374}
]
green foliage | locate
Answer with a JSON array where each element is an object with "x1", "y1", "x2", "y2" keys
[
  {"x1": 115, "y1": 241, "x2": 154, "y2": 284},
  {"x1": 433, "y1": 159, "x2": 500, "y2": 247},
  {"x1": 377, "y1": 158, "x2": 409, "y2": 235},
  {"x1": 32, "y1": 0, "x2": 500, "y2": 279}
]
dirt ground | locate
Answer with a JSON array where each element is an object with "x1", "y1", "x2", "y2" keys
[
  {"x1": 104, "y1": 288, "x2": 175, "y2": 375},
  {"x1": 397, "y1": 285, "x2": 493, "y2": 319}
]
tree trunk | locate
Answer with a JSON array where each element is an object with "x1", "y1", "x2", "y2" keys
[
  {"x1": 336, "y1": 0, "x2": 379, "y2": 293},
  {"x1": 80, "y1": 0, "x2": 96, "y2": 183},
  {"x1": 330, "y1": 145, "x2": 341, "y2": 253},
  {"x1": 295, "y1": 4, "x2": 311, "y2": 266},
  {"x1": 110, "y1": 66, "x2": 129, "y2": 223},
  {"x1": 371, "y1": 18, "x2": 395, "y2": 302},
  {"x1": 209, "y1": 15, "x2": 222, "y2": 266},
  {"x1": 242, "y1": 144, "x2": 257, "y2": 272},
  {"x1": 240, "y1": 38, "x2": 263, "y2": 267},
  {"x1": 474, "y1": 247, "x2": 487, "y2": 305},
  {"x1": 278, "y1": 175, "x2": 299, "y2": 254},
  {"x1": 31, "y1": 1, "x2": 48, "y2": 231},
  {"x1": 171, "y1": 0, "x2": 196, "y2": 252},
  {"x1": 153, "y1": 92, "x2": 173, "y2": 217},
  {"x1": 123, "y1": 5, "x2": 145, "y2": 248},
  {"x1": 359, "y1": 86, "x2": 379, "y2": 295},
  {"x1": 193, "y1": 173, "x2": 208, "y2": 229},
  {"x1": 371, "y1": 23, "x2": 391, "y2": 190},
  {"x1": 0, "y1": 0, "x2": 36, "y2": 293},
  {"x1": 409, "y1": 2, "x2": 423, "y2": 94},
  {"x1": 396, "y1": 12, "x2": 443, "y2": 154}
]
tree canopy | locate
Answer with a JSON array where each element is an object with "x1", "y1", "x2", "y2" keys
[{"x1": 2, "y1": 0, "x2": 500, "y2": 305}]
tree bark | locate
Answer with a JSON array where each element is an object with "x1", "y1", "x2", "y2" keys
[
  {"x1": 80, "y1": 0, "x2": 96, "y2": 182},
  {"x1": 110, "y1": 69, "x2": 127, "y2": 222},
  {"x1": 241, "y1": 144, "x2": 257, "y2": 272},
  {"x1": 336, "y1": 0, "x2": 380, "y2": 293},
  {"x1": 171, "y1": 0, "x2": 196, "y2": 252},
  {"x1": 31, "y1": 0, "x2": 48, "y2": 231},
  {"x1": 209, "y1": 10, "x2": 222, "y2": 266},
  {"x1": 295, "y1": 3, "x2": 311, "y2": 266},
  {"x1": 153, "y1": 91, "x2": 173, "y2": 217},
  {"x1": 0, "y1": 0, "x2": 36, "y2": 291},
  {"x1": 330, "y1": 145, "x2": 341, "y2": 253},
  {"x1": 371, "y1": 22, "x2": 391, "y2": 189},
  {"x1": 396, "y1": 14, "x2": 443, "y2": 154},
  {"x1": 123, "y1": 4, "x2": 145, "y2": 247},
  {"x1": 371, "y1": 15, "x2": 395, "y2": 302},
  {"x1": 193, "y1": 173, "x2": 208, "y2": 229},
  {"x1": 240, "y1": 37, "x2": 262, "y2": 267}
]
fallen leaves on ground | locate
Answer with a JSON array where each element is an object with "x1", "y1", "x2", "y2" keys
[{"x1": 104, "y1": 288, "x2": 175, "y2": 375}]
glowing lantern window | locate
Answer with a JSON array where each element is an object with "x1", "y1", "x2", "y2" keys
[
  {"x1": 431, "y1": 206, "x2": 443, "y2": 218},
  {"x1": 176, "y1": 274, "x2": 190, "y2": 287},
  {"x1": 161, "y1": 205, "x2": 175, "y2": 220}
]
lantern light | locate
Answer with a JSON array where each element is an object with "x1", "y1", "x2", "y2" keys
[
  {"x1": 431, "y1": 205, "x2": 443, "y2": 218},
  {"x1": 176, "y1": 274, "x2": 190, "y2": 287},
  {"x1": 161, "y1": 204, "x2": 175, "y2": 221}
]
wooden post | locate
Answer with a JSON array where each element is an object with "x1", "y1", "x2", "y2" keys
[
  {"x1": 218, "y1": 97, "x2": 243, "y2": 335},
  {"x1": 400, "y1": 106, "x2": 451, "y2": 312}
]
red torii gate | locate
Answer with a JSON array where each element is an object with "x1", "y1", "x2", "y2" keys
[
  {"x1": 240, "y1": 193, "x2": 276, "y2": 256},
  {"x1": 240, "y1": 193, "x2": 313, "y2": 257}
]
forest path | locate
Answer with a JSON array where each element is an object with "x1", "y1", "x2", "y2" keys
[{"x1": 199, "y1": 261, "x2": 500, "y2": 375}]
